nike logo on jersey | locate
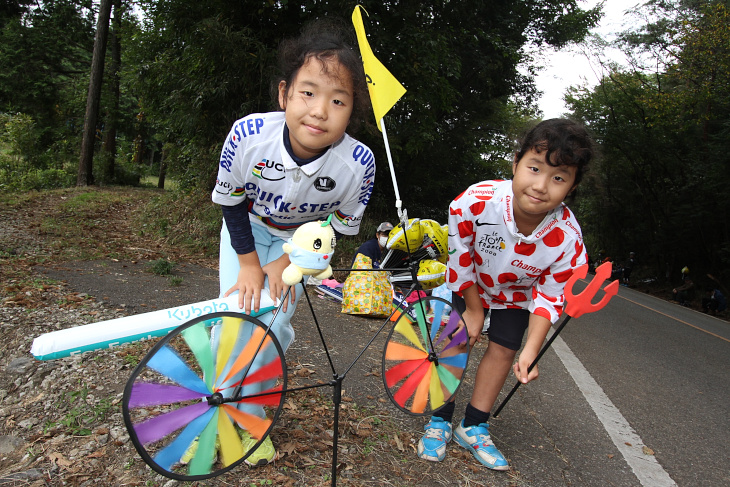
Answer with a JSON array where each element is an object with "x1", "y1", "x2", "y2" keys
[{"x1": 475, "y1": 220, "x2": 499, "y2": 226}]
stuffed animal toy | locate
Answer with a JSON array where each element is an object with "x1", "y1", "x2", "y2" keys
[{"x1": 282, "y1": 217, "x2": 336, "y2": 286}]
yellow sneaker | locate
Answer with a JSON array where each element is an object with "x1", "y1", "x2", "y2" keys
[
  {"x1": 179, "y1": 437, "x2": 220, "y2": 465},
  {"x1": 180, "y1": 438, "x2": 198, "y2": 464},
  {"x1": 240, "y1": 430, "x2": 278, "y2": 466}
]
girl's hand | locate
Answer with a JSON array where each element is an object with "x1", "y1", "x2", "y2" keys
[
  {"x1": 513, "y1": 349, "x2": 539, "y2": 384},
  {"x1": 225, "y1": 258, "x2": 265, "y2": 314},
  {"x1": 263, "y1": 254, "x2": 295, "y2": 313}
]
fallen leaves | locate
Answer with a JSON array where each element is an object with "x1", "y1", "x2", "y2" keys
[{"x1": 48, "y1": 452, "x2": 73, "y2": 468}]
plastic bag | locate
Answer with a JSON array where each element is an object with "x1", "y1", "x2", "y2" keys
[{"x1": 341, "y1": 253, "x2": 394, "y2": 317}]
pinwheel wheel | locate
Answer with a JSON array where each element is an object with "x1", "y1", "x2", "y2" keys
[
  {"x1": 382, "y1": 296, "x2": 470, "y2": 415},
  {"x1": 122, "y1": 312, "x2": 286, "y2": 481}
]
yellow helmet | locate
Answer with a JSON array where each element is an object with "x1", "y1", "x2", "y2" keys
[
  {"x1": 386, "y1": 218, "x2": 423, "y2": 253},
  {"x1": 417, "y1": 259, "x2": 447, "y2": 290},
  {"x1": 419, "y1": 219, "x2": 448, "y2": 261}
]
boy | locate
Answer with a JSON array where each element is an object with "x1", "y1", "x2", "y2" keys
[{"x1": 417, "y1": 119, "x2": 593, "y2": 470}]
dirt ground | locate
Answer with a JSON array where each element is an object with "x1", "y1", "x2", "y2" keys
[{"x1": 0, "y1": 187, "x2": 516, "y2": 487}]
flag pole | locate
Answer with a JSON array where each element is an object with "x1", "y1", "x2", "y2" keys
[{"x1": 379, "y1": 118, "x2": 406, "y2": 223}]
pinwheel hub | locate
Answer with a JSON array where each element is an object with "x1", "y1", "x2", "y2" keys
[{"x1": 206, "y1": 391, "x2": 225, "y2": 406}]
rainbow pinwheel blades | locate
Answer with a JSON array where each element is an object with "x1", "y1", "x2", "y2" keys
[
  {"x1": 122, "y1": 312, "x2": 287, "y2": 481},
  {"x1": 382, "y1": 296, "x2": 470, "y2": 415}
]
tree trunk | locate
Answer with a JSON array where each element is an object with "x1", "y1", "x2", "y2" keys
[
  {"x1": 100, "y1": 0, "x2": 123, "y2": 184},
  {"x1": 158, "y1": 148, "x2": 167, "y2": 189},
  {"x1": 76, "y1": 0, "x2": 113, "y2": 186}
]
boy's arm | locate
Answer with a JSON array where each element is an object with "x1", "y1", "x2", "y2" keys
[
  {"x1": 513, "y1": 313, "x2": 552, "y2": 384},
  {"x1": 461, "y1": 284, "x2": 485, "y2": 346}
]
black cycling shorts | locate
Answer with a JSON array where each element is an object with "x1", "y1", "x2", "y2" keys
[{"x1": 452, "y1": 293, "x2": 530, "y2": 351}]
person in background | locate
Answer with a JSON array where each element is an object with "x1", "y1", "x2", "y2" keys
[
  {"x1": 351, "y1": 221, "x2": 393, "y2": 268},
  {"x1": 702, "y1": 288, "x2": 726, "y2": 315},
  {"x1": 672, "y1": 275, "x2": 694, "y2": 306},
  {"x1": 622, "y1": 251, "x2": 635, "y2": 287}
]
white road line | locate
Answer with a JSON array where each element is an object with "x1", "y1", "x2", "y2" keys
[{"x1": 551, "y1": 335, "x2": 677, "y2": 487}]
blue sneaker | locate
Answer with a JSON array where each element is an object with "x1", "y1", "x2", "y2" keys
[
  {"x1": 454, "y1": 420, "x2": 509, "y2": 471},
  {"x1": 417, "y1": 416, "x2": 453, "y2": 462}
]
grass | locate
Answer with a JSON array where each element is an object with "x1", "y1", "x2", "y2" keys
[
  {"x1": 147, "y1": 258, "x2": 175, "y2": 275},
  {"x1": 140, "y1": 175, "x2": 179, "y2": 190},
  {"x1": 43, "y1": 385, "x2": 115, "y2": 436}
]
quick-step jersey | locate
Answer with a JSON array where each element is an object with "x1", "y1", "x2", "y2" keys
[
  {"x1": 212, "y1": 112, "x2": 375, "y2": 239},
  {"x1": 447, "y1": 179, "x2": 587, "y2": 323}
]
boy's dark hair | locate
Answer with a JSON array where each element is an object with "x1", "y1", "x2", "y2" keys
[
  {"x1": 274, "y1": 18, "x2": 370, "y2": 133},
  {"x1": 515, "y1": 119, "x2": 594, "y2": 198}
]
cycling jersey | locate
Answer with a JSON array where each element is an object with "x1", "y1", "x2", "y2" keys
[
  {"x1": 212, "y1": 111, "x2": 375, "y2": 240},
  {"x1": 447, "y1": 179, "x2": 586, "y2": 323}
]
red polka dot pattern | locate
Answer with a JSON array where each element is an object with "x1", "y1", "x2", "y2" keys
[
  {"x1": 446, "y1": 180, "x2": 587, "y2": 325},
  {"x1": 514, "y1": 242, "x2": 536, "y2": 256},
  {"x1": 479, "y1": 273, "x2": 494, "y2": 287},
  {"x1": 543, "y1": 228, "x2": 565, "y2": 247}
]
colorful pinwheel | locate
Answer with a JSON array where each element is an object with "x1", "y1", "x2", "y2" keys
[
  {"x1": 382, "y1": 296, "x2": 470, "y2": 415},
  {"x1": 122, "y1": 312, "x2": 286, "y2": 480}
]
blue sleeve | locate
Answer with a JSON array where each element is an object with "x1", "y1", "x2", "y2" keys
[
  {"x1": 351, "y1": 238, "x2": 382, "y2": 268},
  {"x1": 221, "y1": 201, "x2": 256, "y2": 255}
]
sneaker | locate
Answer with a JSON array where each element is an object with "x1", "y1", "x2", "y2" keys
[
  {"x1": 179, "y1": 436, "x2": 220, "y2": 465},
  {"x1": 240, "y1": 430, "x2": 278, "y2": 466},
  {"x1": 180, "y1": 438, "x2": 198, "y2": 464},
  {"x1": 454, "y1": 420, "x2": 509, "y2": 471},
  {"x1": 417, "y1": 416, "x2": 453, "y2": 462}
]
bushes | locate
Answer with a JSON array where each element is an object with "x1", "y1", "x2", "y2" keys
[{"x1": 0, "y1": 112, "x2": 77, "y2": 191}]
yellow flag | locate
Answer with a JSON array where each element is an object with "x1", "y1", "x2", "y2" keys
[{"x1": 352, "y1": 5, "x2": 406, "y2": 130}]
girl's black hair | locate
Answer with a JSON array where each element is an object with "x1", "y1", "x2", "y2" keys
[
  {"x1": 515, "y1": 118, "x2": 594, "y2": 200},
  {"x1": 274, "y1": 18, "x2": 370, "y2": 133}
]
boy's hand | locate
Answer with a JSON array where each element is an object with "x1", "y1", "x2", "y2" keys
[
  {"x1": 514, "y1": 313, "x2": 551, "y2": 383},
  {"x1": 462, "y1": 307, "x2": 485, "y2": 346},
  {"x1": 513, "y1": 349, "x2": 539, "y2": 384},
  {"x1": 263, "y1": 254, "x2": 295, "y2": 313},
  {"x1": 461, "y1": 284, "x2": 484, "y2": 346},
  {"x1": 460, "y1": 285, "x2": 485, "y2": 346}
]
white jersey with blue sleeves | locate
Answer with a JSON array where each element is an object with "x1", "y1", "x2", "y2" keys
[{"x1": 212, "y1": 112, "x2": 375, "y2": 239}]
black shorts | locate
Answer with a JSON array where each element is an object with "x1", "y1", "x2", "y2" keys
[{"x1": 452, "y1": 294, "x2": 530, "y2": 351}]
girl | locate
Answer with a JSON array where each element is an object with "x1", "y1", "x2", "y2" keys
[
  {"x1": 417, "y1": 119, "x2": 593, "y2": 470},
  {"x1": 211, "y1": 20, "x2": 374, "y2": 465}
]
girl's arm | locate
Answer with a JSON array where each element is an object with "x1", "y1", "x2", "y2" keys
[
  {"x1": 513, "y1": 313, "x2": 551, "y2": 384},
  {"x1": 262, "y1": 253, "x2": 295, "y2": 313},
  {"x1": 221, "y1": 202, "x2": 266, "y2": 312},
  {"x1": 225, "y1": 252, "x2": 265, "y2": 313}
]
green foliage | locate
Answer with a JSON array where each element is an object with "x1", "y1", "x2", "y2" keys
[
  {"x1": 16, "y1": 168, "x2": 77, "y2": 191},
  {"x1": 0, "y1": 1, "x2": 94, "y2": 142},
  {"x1": 136, "y1": 189, "x2": 222, "y2": 257},
  {"x1": 0, "y1": 112, "x2": 78, "y2": 191},
  {"x1": 0, "y1": 112, "x2": 39, "y2": 166},
  {"x1": 566, "y1": 1, "x2": 730, "y2": 286},
  {"x1": 44, "y1": 385, "x2": 115, "y2": 436},
  {"x1": 124, "y1": 0, "x2": 598, "y2": 214},
  {"x1": 147, "y1": 258, "x2": 175, "y2": 276}
]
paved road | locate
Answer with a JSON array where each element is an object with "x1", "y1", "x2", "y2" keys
[
  {"x1": 300, "y1": 279, "x2": 730, "y2": 486},
  {"x1": 496, "y1": 282, "x2": 730, "y2": 486}
]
